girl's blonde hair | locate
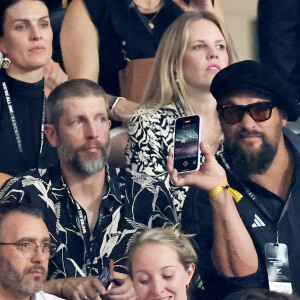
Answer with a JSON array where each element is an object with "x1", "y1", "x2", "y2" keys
[
  {"x1": 140, "y1": 11, "x2": 237, "y2": 116},
  {"x1": 127, "y1": 224, "x2": 197, "y2": 277}
]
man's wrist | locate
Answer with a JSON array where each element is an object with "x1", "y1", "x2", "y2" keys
[
  {"x1": 209, "y1": 184, "x2": 243, "y2": 203},
  {"x1": 108, "y1": 96, "x2": 125, "y2": 120},
  {"x1": 60, "y1": 278, "x2": 68, "y2": 297}
]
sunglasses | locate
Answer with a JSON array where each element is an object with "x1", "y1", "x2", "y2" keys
[{"x1": 217, "y1": 102, "x2": 276, "y2": 125}]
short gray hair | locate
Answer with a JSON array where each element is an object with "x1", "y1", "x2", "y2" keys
[{"x1": 46, "y1": 79, "x2": 106, "y2": 128}]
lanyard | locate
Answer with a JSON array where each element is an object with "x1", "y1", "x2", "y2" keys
[
  {"x1": 174, "y1": 96, "x2": 187, "y2": 117},
  {"x1": 2, "y1": 81, "x2": 46, "y2": 159},
  {"x1": 218, "y1": 151, "x2": 277, "y2": 224},
  {"x1": 62, "y1": 176, "x2": 105, "y2": 271}
]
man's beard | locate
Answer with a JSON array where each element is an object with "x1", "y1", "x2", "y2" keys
[
  {"x1": 224, "y1": 128, "x2": 278, "y2": 178},
  {"x1": 57, "y1": 138, "x2": 110, "y2": 176},
  {"x1": 0, "y1": 256, "x2": 47, "y2": 298}
]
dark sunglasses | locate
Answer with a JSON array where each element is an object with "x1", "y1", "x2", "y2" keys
[{"x1": 217, "y1": 102, "x2": 276, "y2": 125}]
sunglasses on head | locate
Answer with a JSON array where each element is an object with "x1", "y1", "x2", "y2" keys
[{"x1": 217, "y1": 102, "x2": 276, "y2": 125}]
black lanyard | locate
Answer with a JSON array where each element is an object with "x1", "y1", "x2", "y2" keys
[
  {"x1": 174, "y1": 96, "x2": 187, "y2": 117},
  {"x1": 62, "y1": 176, "x2": 105, "y2": 270},
  {"x1": 2, "y1": 81, "x2": 46, "y2": 160},
  {"x1": 218, "y1": 151, "x2": 283, "y2": 225}
]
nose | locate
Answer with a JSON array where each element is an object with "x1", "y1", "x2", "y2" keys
[
  {"x1": 30, "y1": 26, "x2": 42, "y2": 41},
  {"x1": 151, "y1": 278, "x2": 164, "y2": 296},
  {"x1": 207, "y1": 46, "x2": 219, "y2": 60},
  {"x1": 239, "y1": 111, "x2": 257, "y2": 129},
  {"x1": 31, "y1": 246, "x2": 48, "y2": 263},
  {"x1": 85, "y1": 121, "x2": 99, "y2": 139}
]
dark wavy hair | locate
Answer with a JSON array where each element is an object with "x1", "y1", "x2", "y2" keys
[{"x1": 0, "y1": 0, "x2": 47, "y2": 37}]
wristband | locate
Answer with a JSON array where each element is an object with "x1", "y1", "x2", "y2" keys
[
  {"x1": 108, "y1": 96, "x2": 123, "y2": 110},
  {"x1": 108, "y1": 96, "x2": 117, "y2": 110},
  {"x1": 209, "y1": 184, "x2": 243, "y2": 202}
]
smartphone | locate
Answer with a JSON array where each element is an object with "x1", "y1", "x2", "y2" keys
[
  {"x1": 173, "y1": 115, "x2": 201, "y2": 173},
  {"x1": 99, "y1": 259, "x2": 124, "y2": 289}
]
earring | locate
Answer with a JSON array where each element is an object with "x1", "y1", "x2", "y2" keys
[
  {"x1": 1, "y1": 57, "x2": 11, "y2": 69},
  {"x1": 173, "y1": 71, "x2": 179, "y2": 83},
  {"x1": 186, "y1": 283, "x2": 190, "y2": 290}
]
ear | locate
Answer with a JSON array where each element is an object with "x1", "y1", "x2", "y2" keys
[
  {"x1": 281, "y1": 118, "x2": 287, "y2": 127},
  {"x1": 185, "y1": 263, "x2": 195, "y2": 285},
  {"x1": 0, "y1": 38, "x2": 7, "y2": 54},
  {"x1": 44, "y1": 124, "x2": 58, "y2": 147}
]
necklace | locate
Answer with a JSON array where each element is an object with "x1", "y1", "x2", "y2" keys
[{"x1": 129, "y1": 0, "x2": 164, "y2": 34}]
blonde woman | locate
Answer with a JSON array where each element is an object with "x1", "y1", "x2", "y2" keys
[
  {"x1": 61, "y1": 0, "x2": 225, "y2": 103},
  {"x1": 126, "y1": 11, "x2": 237, "y2": 215},
  {"x1": 127, "y1": 225, "x2": 197, "y2": 300}
]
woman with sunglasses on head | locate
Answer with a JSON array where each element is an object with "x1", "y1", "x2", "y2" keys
[
  {"x1": 127, "y1": 225, "x2": 197, "y2": 300},
  {"x1": 126, "y1": 11, "x2": 237, "y2": 216},
  {"x1": 0, "y1": 0, "x2": 67, "y2": 176}
]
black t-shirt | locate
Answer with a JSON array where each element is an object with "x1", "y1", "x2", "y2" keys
[
  {"x1": 83, "y1": 0, "x2": 182, "y2": 95},
  {"x1": 182, "y1": 130, "x2": 300, "y2": 299},
  {"x1": 0, "y1": 70, "x2": 57, "y2": 176}
]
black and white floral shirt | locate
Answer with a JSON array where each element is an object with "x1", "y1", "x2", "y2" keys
[
  {"x1": 126, "y1": 104, "x2": 189, "y2": 216},
  {"x1": 0, "y1": 165, "x2": 176, "y2": 278}
]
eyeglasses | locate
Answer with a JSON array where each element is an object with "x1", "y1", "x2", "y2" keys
[
  {"x1": 217, "y1": 102, "x2": 275, "y2": 125},
  {"x1": 0, "y1": 241, "x2": 57, "y2": 258}
]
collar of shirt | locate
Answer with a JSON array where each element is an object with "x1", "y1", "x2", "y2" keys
[{"x1": 47, "y1": 163, "x2": 124, "y2": 205}]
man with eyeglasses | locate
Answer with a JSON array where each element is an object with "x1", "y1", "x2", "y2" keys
[
  {"x1": 168, "y1": 60, "x2": 300, "y2": 299},
  {"x1": 0, "y1": 79, "x2": 176, "y2": 300},
  {"x1": 0, "y1": 202, "x2": 63, "y2": 300}
]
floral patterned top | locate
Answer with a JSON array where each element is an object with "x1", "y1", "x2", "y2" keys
[
  {"x1": 126, "y1": 104, "x2": 188, "y2": 217},
  {"x1": 0, "y1": 165, "x2": 176, "y2": 278}
]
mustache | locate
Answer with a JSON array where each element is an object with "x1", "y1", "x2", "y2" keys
[
  {"x1": 24, "y1": 265, "x2": 47, "y2": 275},
  {"x1": 77, "y1": 140, "x2": 105, "y2": 151},
  {"x1": 235, "y1": 129, "x2": 264, "y2": 139}
]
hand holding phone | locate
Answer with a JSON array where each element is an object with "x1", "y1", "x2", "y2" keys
[
  {"x1": 99, "y1": 259, "x2": 125, "y2": 290},
  {"x1": 173, "y1": 115, "x2": 201, "y2": 173}
]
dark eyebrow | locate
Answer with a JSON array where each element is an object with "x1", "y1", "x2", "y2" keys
[{"x1": 13, "y1": 16, "x2": 50, "y2": 23}]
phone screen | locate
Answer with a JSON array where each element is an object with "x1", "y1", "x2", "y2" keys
[{"x1": 173, "y1": 115, "x2": 201, "y2": 173}]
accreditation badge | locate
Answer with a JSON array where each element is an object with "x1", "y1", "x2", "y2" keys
[{"x1": 265, "y1": 243, "x2": 293, "y2": 294}]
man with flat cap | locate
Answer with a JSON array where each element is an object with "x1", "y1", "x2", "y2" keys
[{"x1": 168, "y1": 60, "x2": 300, "y2": 299}]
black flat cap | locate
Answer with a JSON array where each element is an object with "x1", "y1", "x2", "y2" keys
[{"x1": 210, "y1": 60, "x2": 300, "y2": 121}]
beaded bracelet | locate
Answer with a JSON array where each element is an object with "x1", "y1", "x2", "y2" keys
[{"x1": 209, "y1": 184, "x2": 243, "y2": 202}]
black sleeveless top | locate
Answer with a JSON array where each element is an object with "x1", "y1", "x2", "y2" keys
[
  {"x1": 83, "y1": 0, "x2": 215, "y2": 95},
  {"x1": 0, "y1": 70, "x2": 57, "y2": 176},
  {"x1": 83, "y1": 0, "x2": 182, "y2": 95}
]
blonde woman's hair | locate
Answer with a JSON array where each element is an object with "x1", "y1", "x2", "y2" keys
[
  {"x1": 127, "y1": 224, "x2": 197, "y2": 278},
  {"x1": 139, "y1": 11, "x2": 237, "y2": 116}
]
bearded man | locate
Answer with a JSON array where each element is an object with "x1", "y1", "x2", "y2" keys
[
  {"x1": 0, "y1": 79, "x2": 176, "y2": 299},
  {"x1": 0, "y1": 203, "x2": 63, "y2": 300},
  {"x1": 168, "y1": 61, "x2": 300, "y2": 299}
]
